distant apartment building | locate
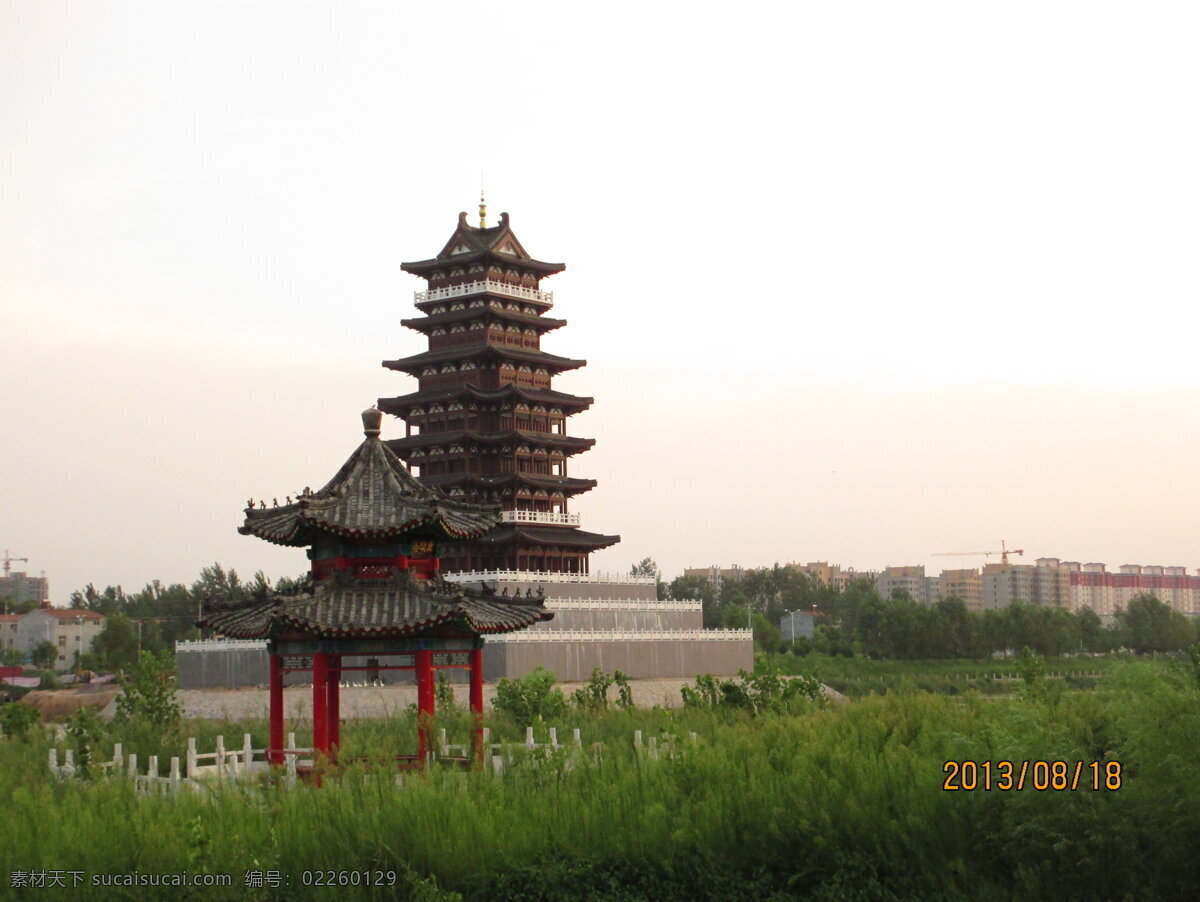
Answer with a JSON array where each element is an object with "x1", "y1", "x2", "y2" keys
[
  {"x1": 795, "y1": 562, "x2": 879, "y2": 591},
  {"x1": 982, "y1": 563, "x2": 1037, "y2": 609},
  {"x1": 14, "y1": 608, "x2": 105, "y2": 670},
  {"x1": 876, "y1": 566, "x2": 936, "y2": 603},
  {"x1": 0, "y1": 570, "x2": 49, "y2": 607},
  {"x1": 938, "y1": 569, "x2": 984, "y2": 611},
  {"x1": 0, "y1": 614, "x2": 20, "y2": 652},
  {"x1": 683, "y1": 564, "x2": 747, "y2": 589}
]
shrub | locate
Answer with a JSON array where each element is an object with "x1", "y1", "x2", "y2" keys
[
  {"x1": 0, "y1": 702, "x2": 39, "y2": 738},
  {"x1": 571, "y1": 668, "x2": 635, "y2": 711},
  {"x1": 493, "y1": 666, "x2": 566, "y2": 722},
  {"x1": 681, "y1": 663, "x2": 822, "y2": 714},
  {"x1": 115, "y1": 650, "x2": 182, "y2": 734},
  {"x1": 64, "y1": 706, "x2": 106, "y2": 776}
]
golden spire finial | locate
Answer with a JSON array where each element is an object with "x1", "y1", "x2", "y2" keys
[{"x1": 479, "y1": 188, "x2": 487, "y2": 228}]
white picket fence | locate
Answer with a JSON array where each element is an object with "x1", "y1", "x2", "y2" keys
[
  {"x1": 49, "y1": 733, "x2": 314, "y2": 793},
  {"x1": 48, "y1": 727, "x2": 697, "y2": 792}
]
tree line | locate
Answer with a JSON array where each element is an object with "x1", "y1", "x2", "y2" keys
[
  {"x1": 660, "y1": 563, "x2": 1197, "y2": 659},
  {"x1": 59, "y1": 563, "x2": 304, "y2": 672}
]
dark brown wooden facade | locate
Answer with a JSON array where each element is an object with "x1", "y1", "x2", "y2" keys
[{"x1": 380, "y1": 210, "x2": 619, "y2": 574}]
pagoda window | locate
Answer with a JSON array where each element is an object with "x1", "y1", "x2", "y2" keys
[
  {"x1": 500, "y1": 459, "x2": 514, "y2": 473},
  {"x1": 517, "y1": 459, "x2": 530, "y2": 473}
]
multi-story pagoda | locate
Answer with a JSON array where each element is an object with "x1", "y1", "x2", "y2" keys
[{"x1": 379, "y1": 204, "x2": 619, "y2": 574}]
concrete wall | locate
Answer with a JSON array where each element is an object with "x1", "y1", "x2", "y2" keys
[
  {"x1": 483, "y1": 636, "x2": 752, "y2": 682},
  {"x1": 177, "y1": 651, "x2": 449, "y2": 689}
]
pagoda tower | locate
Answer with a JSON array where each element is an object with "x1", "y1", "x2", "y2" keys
[{"x1": 379, "y1": 205, "x2": 619, "y2": 574}]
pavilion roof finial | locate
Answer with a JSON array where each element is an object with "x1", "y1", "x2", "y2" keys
[
  {"x1": 478, "y1": 187, "x2": 487, "y2": 229},
  {"x1": 361, "y1": 406, "x2": 383, "y2": 438}
]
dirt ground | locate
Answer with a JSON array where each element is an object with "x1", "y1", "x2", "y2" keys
[
  {"x1": 20, "y1": 686, "x2": 119, "y2": 721},
  {"x1": 176, "y1": 678, "x2": 695, "y2": 721},
  {"x1": 20, "y1": 678, "x2": 844, "y2": 722}
]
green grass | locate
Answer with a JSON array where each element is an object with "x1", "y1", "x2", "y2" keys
[
  {"x1": 769, "y1": 651, "x2": 1148, "y2": 697},
  {"x1": 2, "y1": 659, "x2": 1199, "y2": 900}
]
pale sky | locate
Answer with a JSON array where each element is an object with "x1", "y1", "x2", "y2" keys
[{"x1": 3, "y1": 1, "x2": 1200, "y2": 600}]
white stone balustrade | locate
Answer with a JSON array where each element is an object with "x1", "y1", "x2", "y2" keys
[
  {"x1": 415, "y1": 280, "x2": 553, "y2": 305},
  {"x1": 499, "y1": 509, "x2": 581, "y2": 526}
]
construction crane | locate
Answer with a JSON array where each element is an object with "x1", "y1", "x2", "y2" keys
[
  {"x1": 3, "y1": 549, "x2": 29, "y2": 577},
  {"x1": 933, "y1": 539, "x2": 1025, "y2": 567}
]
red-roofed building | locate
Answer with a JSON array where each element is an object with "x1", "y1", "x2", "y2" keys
[{"x1": 15, "y1": 608, "x2": 104, "y2": 669}]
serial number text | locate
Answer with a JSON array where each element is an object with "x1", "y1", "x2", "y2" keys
[{"x1": 300, "y1": 870, "x2": 398, "y2": 887}]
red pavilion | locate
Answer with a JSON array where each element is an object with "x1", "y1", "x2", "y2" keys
[{"x1": 199, "y1": 407, "x2": 552, "y2": 768}]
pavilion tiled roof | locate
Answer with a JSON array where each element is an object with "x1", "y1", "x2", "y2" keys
[
  {"x1": 200, "y1": 575, "x2": 552, "y2": 639},
  {"x1": 240, "y1": 409, "x2": 499, "y2": 547}
]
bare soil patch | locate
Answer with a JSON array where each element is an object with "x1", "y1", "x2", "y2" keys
[{"x1": 21, "y1": 686, "x2": 119, "y2": 722}]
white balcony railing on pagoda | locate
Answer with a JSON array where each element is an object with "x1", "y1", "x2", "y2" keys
[
  {"x1": 499, "y1": 509, "x2": 581, "y2": 527},
  {"x1": 445, "y1": 570, "x2": 658, "y2": 586},
  {"x1": 414, "y1": 279, "x2": 554, "y2": 305}
]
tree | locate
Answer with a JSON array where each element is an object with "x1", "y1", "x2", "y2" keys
[
  {"x1": 1119, "y1": 594, "x2": 1184, "y2": 654},
  {"x1": 1, "y1": 646, "x2": 24, "y2": 667},
  {"x1": 93, "y1": 614, "x2": 140, "y2": 671},
  {"x1": 31, "y1": 640, "x2": 57, "y2": 670},
  {"x1": 630, "y1": 558, "x2": 666, "y2": 600},
  {"x1": 115, "y1": 650, "x2": 182, "y2": 731},
  {"x1": 1077, "y1": 607, "x2": 1107, "y2": 653},
  {"x1": 669, "y1": 574, "x2": 720, "y2": 626}
]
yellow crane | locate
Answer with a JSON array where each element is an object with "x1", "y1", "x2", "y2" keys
[{"x1": 933, "y1": 539, "x2": 1025, "y2": 567}]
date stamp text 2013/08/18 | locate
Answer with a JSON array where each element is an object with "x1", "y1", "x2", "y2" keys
[{"x1": 942, "y1": 760, "x2": 1122, "y2": 792}]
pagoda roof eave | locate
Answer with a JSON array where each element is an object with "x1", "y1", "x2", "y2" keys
[
  {"x1": 383, "y1": 345, "x2": 585, "y2": 374},
  {"x1": 386, "y1": 430, "x2": 596, "y2": 453},
  {"x1": 402, "y1": 252, "x2": 564, "y2": 277},
  {"x1": 378, "y1": 385, "x2": 593, "y2": 414},
  {"x1": 472, "y1": 525, "x2": 621, "y2": 550},
  {"x1": 420, "y1": 473, "x2": 598, "y2": 493},
  {"x1": 401, "y1": 308, "x2": 567, "y2": 333}
]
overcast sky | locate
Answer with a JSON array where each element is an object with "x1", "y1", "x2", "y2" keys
[{"x1": 3, "y1": 1, "x2": 1199, "y2": 600}]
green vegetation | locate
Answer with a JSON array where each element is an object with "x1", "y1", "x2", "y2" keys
[
  {"x1": 491, "y1": 666, "x2": 567, "y2": 722},
  {"x1": 2, "y1": 658, "x2": 1200, "y2": 899},
  {"x1": 771, "y1": 651, "x2": 1137, "y2": 697},
  {"x1": 670, "y1": 564, "x2": 1197, "y2": 657}
]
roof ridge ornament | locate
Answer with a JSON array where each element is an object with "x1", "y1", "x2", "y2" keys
[
  {"x1": 362, "y1": 406, "x2": 383, "y2": 438},
  {"x1": 479, "y1": 189, "x2": 487, "y2": 228}
]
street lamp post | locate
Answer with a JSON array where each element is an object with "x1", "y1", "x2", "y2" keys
[{"x1": 783, "y1": 609, "x2": 799, "y2": 647}]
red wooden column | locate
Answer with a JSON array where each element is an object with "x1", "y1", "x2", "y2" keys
[
  {"x1": 415, "y1": 648, "x2": 434, "y2": 762},
  {"x1": 312, "y1": 652, "x2": 330, "y2": 757},
  {"x1": 268, "y1": 653, "x2": 284, "y2": 765},
  {"x1": 328, "y1": 656, "x2": 341, "y2": 758},
  {"x1": 470, "y1": 645, "x2": 484, "y2": 767}
]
